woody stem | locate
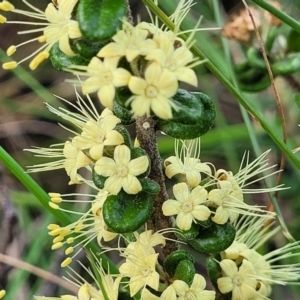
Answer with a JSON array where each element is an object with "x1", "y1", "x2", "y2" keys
[{"x1": 136, "y1": 115, "x2": 177, "y2": 258}]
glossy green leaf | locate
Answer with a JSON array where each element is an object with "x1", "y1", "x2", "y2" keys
[
  {"x1": 139, "y1": 178, "x2": 160, "y2": 194},
  {"x1": 102, "y1": 191, "x2": 153, "y2": 233},
  {"x1": 188, "y1": 222, "x2": 236, "y2": 254},
  {"x1": 158, "y1": 90, "x2": 216, "y2": 139},
  {"x1": 77, "y1": 0, "x2": 127, "y2": 42},
  {"x1": 175, "y1": 222, "x2": 199, "y2": 241},
  {"x1": 163, "y1": 249, "x2": 194, "y2": 278},
  {"x1": 207, "y1": 254, "x2": 222, "y2": 290},
  {"x1": 73, "y1": 39, "x2": 105, "y2": 59},
  {"x1": 174, "y1": 260, "x2": 196, "y2": 285},
  {"x1": 49, "y1": 42, "x2": 89, "y2": 71}
]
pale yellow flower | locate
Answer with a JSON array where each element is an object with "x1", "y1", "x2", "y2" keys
[
  {"x1": 219, "y1": 213, "x2": 300, "y2": 299},
  {"x1": 206, "y1": 150, "x2": 286, "y2": 224},
  {"x1": 97, "y1": 20, "x2": 157, "y2": 62},
  {"x1": 94, "y1": 144, "x2": 149, "y2": 195},
  {"x1": 26, "y1": 93, "x2": 124, "y2": 183},
  {"x1": 142, "y1": 285, "x2": 176, "y2": 300},
  {"x1": 134, "y1": 230, "x2": 166, "y2": 250},
  {"x1": 35, "y1": 259, "x2": 120, "y2": 300},
  {"x1": 208, "y1": 177, "x2": 243, "y2": 224},
  {"x1": 63, "y1": 141, "x2": 92, "y2": 184},
  {"x1": 119, "y1": 242, "x2": 160, "y2": 297},
  {"x1": 217, "y1": 259, "x2": 257, "y2": 300},
  {"x1": 73, "y1": 110, "x2": 124, "y2": 160},
  {"x1": 1, "y1": 0, "x2": 81, "y2": 70},
  {"x1": 48, "y1": 191, "x2": 118, "y2": 265},
  {"x1": 164, "y1": 138, "x2": 212, "y2": 187},
  {"x1": 77, "y1": 57, "x2": 131, "y2": 109},
  {"x1": 172, "y1": 274, "x2": 216, "y2": 300},
  {"x1": 0, "y1": 290, "x2": 5, "y2": 300},
  {"x1": 127, "y1": 62, "x2": 178, "y2": 119},
  {"x1": 162, "y1": 182, "x2": 211, "y2": 230},
  {"x1": 146, "y1": 33, "x2": 198, "y2": 86}
]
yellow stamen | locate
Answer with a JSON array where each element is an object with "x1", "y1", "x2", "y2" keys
[
  {"x1": 52, "y1": 242, "x2": 64, "y2": 250},
  {"x1": 29, "y1": 51, "x2": 49, "y2": 70},
  {"x1": 67, "y1": 237, "x2": 74, "y2": 244},
  {"x1": 60, "y1": 228, "x2": 71, "y2": 236},
  {"x1": 6, "y1": 45, "x2": 16, "y2": 56},
  {"x1": 49, "y1": 202, "x2": 59, "y2": 210},
  {"x1": 2, "y1": 61, "x2": 17, "y2": 70},
  {"x1": 53, "y1": 235, "x2": 64, "y2": 243},
  {"x1": 49, "y1": 228, "x2": 61, "y2": 236},
  {"x1": 51, "y1": 197, "x2": 62, "y2": 204},
  {"x1": 74, "y1": 222, "x2": 83, "y2": 232},
  {"x1": 38, "y1": 35, "x2": 47, "y2": 43},
  {"x1": 61, "y1": 257, "x2": 72, "y2": 267},
  {"x1": 0, "y1": 1, "x2": 15, "y2": 11},
  {"x1": 48, "y1": 192, "x2": 61, "y2": 198},
  {"x1": 0, "y1": 14, "x2": 6, "y2": 23},
  {"x1": 65, "y1": 247, "x2": 74, "y2": 255},
  {"x1": 47, "y1": 224, "x2": 60, "y2": 230},
  {"x1": 0, "y1": 290, "x2": 5, "y2": 299}
]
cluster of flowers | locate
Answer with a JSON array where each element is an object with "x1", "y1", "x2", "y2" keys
[
  {"x1": 24, "y1": 91, "x2": 300, "y2": 300},
  {"x1": 73, "y1": 17, "x2": 200, "y2": 120},
  {"x1": 0, "y1": 0, "x2": 203, "y2": 121},
  {"x1": 217, "y1": 214, "x2": 300, "y2": 299},
  {"x1": 0, "y1": 0, "x2": 81, "y2": 70},
  {"x1": 162, "y1": 139, "x2": 281, "y2": 230}
]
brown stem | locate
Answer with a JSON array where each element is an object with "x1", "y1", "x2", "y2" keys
[{"x1": 136, "y1": 116, "x2": 177, "y2": 258}]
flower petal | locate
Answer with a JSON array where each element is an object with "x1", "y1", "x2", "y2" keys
[
  {"x1": 162, "y1": 200, "x2": 181, "y2": 216},
  {"x1": 128, "y1": 156, "x2": 149, "y2": 176},
  {"x1": 173, "y1": 182, "x2": 189, "y2": 203},
  {"x1": 192, "y1": 205, "x2": 211, "y2": 221},
  {"x1": 122, "y1": 176, "x2": 142, "y2": 194},
  {"x1": 97, "y1": 84, "x2": 115, "y2": 109},
  {"x1": 114, "y1": 145, "x2": 131, "y2": 165},
  {"x1": 94, "y1": 157, "x2": 116, "y2": 176},
  {"x1": 176, "y1": 212, "x2": 193, "y2": 230}
]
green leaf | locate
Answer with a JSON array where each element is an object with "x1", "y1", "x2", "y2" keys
[
  {"x1": 173, "y1": 260, "x2": 196, "y2": 285},
  {"x1": 139, "y1": 178, "x2": 160, "y2": 194},
  {"x1": 188, "y1": 222, "x2": 236, "y2": 254},
  {"x1": 113, "y1": 93, "x2": 135, "y2": 125},
  {"x1": 175, "y1": 223, "x2": 199, "y2": 241},
  {"x1": 115, "y1": 124, "x2": 133, "y2": 148},
  {"x1": 102, "y1": 190, "x2": 153, "y2": 233},
  {"x1": 163, "y1": 249, "x2": 194, "y2": 278},
  {"x1": 73, "y1": 39, "x2": 105, "y2": 59},
  {"x1": 92, "y1": 169, "x2": 106, "y2": 189},
  {"x1": 49, "y1": 42, "x2": 89, "y2": 71},
  {"x1": 287, "y1": 30, "x2": 300, "y2": 52},
  {"x1": 272, "y1": 54, "x2": 300, "y2": 75},
  {"x1": 76, "y1": 0, "x2": 127, "y2": 42},
  {"x1": 206, "y1": 254, "x2": 222, "y2": 290},
  {"x1": 157, "y1": 90, "x2": 216, "y2": 139}
]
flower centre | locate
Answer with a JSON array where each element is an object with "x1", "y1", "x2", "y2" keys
[
  {"x1": 145, "y1": 85, "x2": 158, "y2": 98},
  {"x1": 101, "y1": 70, "x2": 113, "y2": 84},
  {"x1": 181, "y1": 201, "x2": 193, "y2": 213},
  {"x1": 183, "y1": 166, "x2": 192, "y2": 172},
  {"x1": 141, "y1": 267, "x2": 151, "y2": 277},
  {"x1": 96, "y1": 134, "x2": 105, "y2": 144},
  {"x1": 117, "y1": 165, "x2": 128, "y2": 177},
  {"x1": 233, "y1": 275, "x2": 243, "y2": 286}
]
